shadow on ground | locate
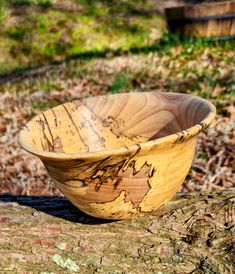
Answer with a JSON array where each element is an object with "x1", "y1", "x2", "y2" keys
[
  {"x1": 0, "y1": 42, "x2": 168, "y2": 84},
  {"x1": 0, "y1": 195, "x2": 116, "y2": 225}
]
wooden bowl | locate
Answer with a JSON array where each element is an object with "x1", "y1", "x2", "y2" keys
[{"x1": 19, "y1": 92, "x2": 216, "y2": 219}]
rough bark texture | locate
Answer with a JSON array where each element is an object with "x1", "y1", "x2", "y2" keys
[{"x1": 0, "y1": 190, "x2": 234, "y2": 274}]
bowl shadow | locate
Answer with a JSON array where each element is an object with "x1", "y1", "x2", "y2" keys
[{"x1": 0, "y1": 195, "x2": 116, "y2": 225}]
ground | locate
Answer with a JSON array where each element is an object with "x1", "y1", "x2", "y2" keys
[{"x1": 0, "y1": 0, "x2": 234, "y2": 196}]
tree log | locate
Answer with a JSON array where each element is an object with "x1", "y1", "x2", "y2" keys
[{"x1": 0, "y1": 190, "x2": 234, "y2": 273}]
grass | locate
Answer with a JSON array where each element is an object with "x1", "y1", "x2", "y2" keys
[
  {"x1": 0, "y1": 1, "x2": 234, "y2": 117},
  {"x1": 0, "y1": 0, "x2": 6, "y2": 22},
  {"x1": 109, "y1": 72, "x2": 130, "y2": 93},
  {"x1": 8, "y1": 0, "x2": 34, "y2": 6},
  {"x1": 31, "y1": 99, "x2": 61, "y2": 110},
  {"x1": 198, "y1": 152, "x2": 208, "y2": 160},
  {"x1": 0, "y1": 0, "x2": 164, "y2": 73},
  {"x1": 0, "y1": 0, "x2": 234, "y2": 74},
  {"x1": 37, "y1": 0, "x2": 53, "y2": 9}
]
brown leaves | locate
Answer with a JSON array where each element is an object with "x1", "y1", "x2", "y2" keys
[
  {"x1": 182, "y1": 115, "x2": 235, "y2": 192},
  {"x1": 0, "y1": 92, "x2": 61, "y2": 196},
  {"x1": 227, "y1": 105, "x2": 235, "y2": 120}
]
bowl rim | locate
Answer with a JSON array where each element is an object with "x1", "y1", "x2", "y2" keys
[{"x1": 18, "y1": 91, "x2": 216, "y2": 160}]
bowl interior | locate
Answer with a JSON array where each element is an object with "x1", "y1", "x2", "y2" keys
[{"x1": 20, "y1": 92, "x2": 213, "y2": 154}]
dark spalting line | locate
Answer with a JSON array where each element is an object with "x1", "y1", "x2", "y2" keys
[
  {"x1": 184, "y1": 129, "x2": 190, "y2": 138},
  {"x1": 198, "y1": 122, "x2": 209, "y2": 129},
  {"x1": 46, "y1": 149, "x2": 152, "y2": 211},
  {"x1": 102, "y1": 115, "x2": 144, "y2": 141},
  {"x1": 83, "y1": 102, "x2": 144, "y2": 141},
  {"x1": 97, "y1": 169, "x2": 123, "y2": 191},
  {"x1": 44, "y1": 157, "x2": 108, "y2": 170},
  {"x1": 122, "y1": 190, "x2": 143, "y2": 211},
  {"x1": 185, "y1": 130, "x2": 196, "y2": 141},
  {"x1": 128, "y1": 160, "x2": 155, "y2": 178},
  {"x1": 42, "y1": 113, "x2": 55, "y2": 148},
  {"x1": 57, "y1": 178, "x2": 88, "y2": 188},
  {"x1": 194, "y1": 122, "x2": 209, "y2": 136},
  {"x1": 25, "y1": 125, "x2": 30, "y2": 132},
  {"x1": 136, "y1": 143, "x2": 142, "y2": 150},
  {"x1": 62, "y1": 104, "x2": 90, "y2": 152},
  {"x1": 38, "y1": 117, "x2": 54, "y2": 151},
  {"x1": 84, "y1": 94, "x2": 129, "y2": 124},
  {"x1": 177, "y1": 132, "x2": 185, "y2": 143},
  {"x1": 119, "y1": 131, "x2": 143, "y2": 141},
  {"x1": 91, "y1": 160, "x2": 126, "y2": 191},
  {"x1": 91, "y1": 156, "x2": 112, "y2": 179},
  {"x1": 93, "y1": 174, "x2": 151, "y2": 211},
  {"x1": 121, "y1": 143, "x2": 141, "y2": 172},
  {"x1": 90, "y1": 156, "x2": 111, "y2": 172},
  {"x1": 46, "y1": 156, "x2": 112, "y2": 184},
  {"x1": 45, "y1": 166, "x2": 84, "y2": 185},
  {"x1": 128, "y1": 160, "x2": 139, "y2": 175},
  {"x1": 88, "y1": 157, "x2": 152, "y2": 208},
  {"x1": 173, "y1": 121, "x2": 209, "y2": 145},
  {"x1": 172, "y1": 132, "x2": 195, "y2": 148},
  {"x1": 94, "y1": 179, "x2": 102, "y2": 192},
  {"x1": 51, "y1": 109, "x2": 58, "y2": 127},
  {"x1": 79, "y1": 156, "x2": 111, "y2": 172},
  {"x1": 93, "y1": 175, "x2": 122, "y2": 192},
  {"x1": 113, "y1": 177, "x2": 122, "y2": 190},
  {"x1": 52, "y1": 153, "x2": 149, "y2": 194},
  {"x1": 32, "y1": 139, "x2": 36, "y2": 145},
  {"x1": 102, "y1": 116, "x2": 119, "y2": 128},
  {"x1": 102, "y1": 116, "x2": 122, "y2": 138},
  {"x1": 78, "y1": 158, "x2": 151, "y2": 208},
  {"x1": 40, "y1": 137, "x2": 46, "y2": 151},
  {"x1": 149, "y1": 167, "x2": 156, "y2": 178},
  {"x1": 174, "y1": 130, "x2": 191, "y2": 144},
  {"x1": 134, "y1": 177, "x2": 159, "y2": 214}
]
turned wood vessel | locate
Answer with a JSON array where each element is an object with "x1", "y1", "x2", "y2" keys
[
  {"x1": 165, "y1": 1, "x2": 235, "y2": 39},
  {"x1": 19, "y1": 92, "x2": 216, "y2": 219}
]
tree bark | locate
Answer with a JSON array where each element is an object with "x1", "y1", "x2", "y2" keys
[{"x1": 0, "y1": 190, "x2": 234, "y2": 273}]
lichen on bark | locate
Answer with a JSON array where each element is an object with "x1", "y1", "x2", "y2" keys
[{"x1": 0, "y1": 190, "x2": 234, "y2": 273}]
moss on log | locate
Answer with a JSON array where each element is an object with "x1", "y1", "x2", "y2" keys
[{"x1": 0, "y1": 190, "x2": 234, "y2": 273}]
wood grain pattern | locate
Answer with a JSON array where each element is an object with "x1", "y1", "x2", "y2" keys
[
  {"x1": 19, "y1": 92, "x2": 216, "y2": 219},
  {"x1": 165, "y1": 1, "x2": 235, "y2": 38}
]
